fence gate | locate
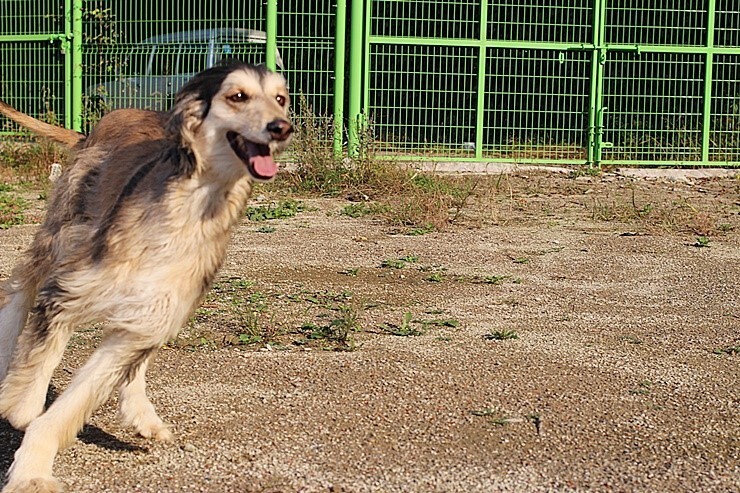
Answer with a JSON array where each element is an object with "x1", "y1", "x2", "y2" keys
[
  {"x1": 356, "y1": 0, "x2": 740, "y2": 167},
  {"x1": 0, "y1": 1, "x2": 80, "y2": 133}
]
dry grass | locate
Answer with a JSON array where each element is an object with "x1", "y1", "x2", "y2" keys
[
  {"x1": 0, "y1": 140, "x2": 66, "y2": 186},
  {"x1": 275, "y1": 99, "x2": 488, "y2": 231}
]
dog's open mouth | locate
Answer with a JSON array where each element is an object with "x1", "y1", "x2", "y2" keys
[{"x1": 226, "y1": 131, "x2": 278, "y2": 180}]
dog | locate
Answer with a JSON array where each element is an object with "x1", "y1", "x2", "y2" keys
[{"x1": 0, "y1": 62, "x2": 293, "y2": 493}]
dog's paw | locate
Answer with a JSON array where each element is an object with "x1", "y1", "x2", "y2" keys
[
  {"x1": 1, "y1": 477, "x2": 64, "y2": 493},
  {"x1": 138, "y1": 421, "x2": 174, "y2": 442},
  {"x1": 118, "y1": 394, "x2": 173, "y2": 442}
]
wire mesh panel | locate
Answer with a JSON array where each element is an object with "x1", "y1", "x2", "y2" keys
[
  {"x1": 0, "y1": 1, "x2": 67, "y2": 133},
  {"x1": 371, "y1": 0, "x2": 480, "y2": 39},
  {"x1": 487, "y1": 0, "x2": 593, "y2": 44},
  {"x1": 602, "y1": 52, "x2": 704, "y2": 162},
  {"x1": 716, "y1": 0, "x2": 740, "y2": 47},
  {"x1": 605, "y1": 0, "x2": 707, "y2": 46},
  {"x1": 483, "y1": 49, "x2": 591, "y2": 161},
  {"x1": 368, "y1": 44, "x2": 478, "y2": 156},
  {"x1": 277, "y1": 1, "x2": 337, "y2": 151},
  {"x1": 710, "y1": 55, "x2": 740, "y2": 162}
]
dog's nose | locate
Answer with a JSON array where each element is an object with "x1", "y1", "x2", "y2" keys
[{"x1": 266, "y1": 119, "x2": 293, "y2": 141}]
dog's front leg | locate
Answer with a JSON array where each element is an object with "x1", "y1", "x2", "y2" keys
[
  {"x1": 1, "y1": 331, "x2": 160, "y2": 493},
  {"x1": 118, "y1": 350, "x2": 173, "y2": 441},
  {"x1": 0, "y1": 288, "x2": 76, "y2": 430}
]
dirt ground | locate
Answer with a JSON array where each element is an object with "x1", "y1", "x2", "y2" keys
[{"x1": 0, "y1": 170, "x2": 738, "y2": 492}]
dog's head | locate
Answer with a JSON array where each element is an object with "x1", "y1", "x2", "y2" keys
[{"x1": 169, "y1": 63, "x2": 293, "y2": 182}]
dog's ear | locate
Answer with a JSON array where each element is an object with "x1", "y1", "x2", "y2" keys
[{"x1": 167, "y1": 93, "x2": 205, "y2": 149}]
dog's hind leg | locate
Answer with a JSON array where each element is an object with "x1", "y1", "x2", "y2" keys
[
  {"x1": 1, "y1": 330, "x2": 160, "y2": 493},
  {"x1": 117, "y1": 351, "x2": 173, "y2": 441},
  {"x1": 0, "y1": 280, "x2": 77, "y2": 430},
  {"x1": 0, "y1": 280, "x2": 34, "y2": 382}
]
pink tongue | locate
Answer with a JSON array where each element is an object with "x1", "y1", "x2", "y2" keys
[{"x1": 250, "y1": 155, "x2": 278, "y2": 179}]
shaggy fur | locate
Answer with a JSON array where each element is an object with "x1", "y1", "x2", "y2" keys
[{"x1": 0, "y1": 63, "x2": 292, "y2": 493}]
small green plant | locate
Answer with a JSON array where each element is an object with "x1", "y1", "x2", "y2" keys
[
  {"x1": 422, "y1": 318, "x2": 460, "y2": 328},
  {"x1": 629, "y1": 380, "x2": 652, "y2": 396},
  {"x1": 620, "y1": 336, "x2": 643, "y2": 345},
  {"x1": 246, "y1": 199, "x2": 307, "y2": 222},
  {"x1": 693, "y1": 236, "x2": 711, "y2": 248},
  {"x1": 513, "y1": 257, "x2": 530, "y2": 264},
  {"x1": 470, "y1": 409, "x2": 511, "y2": 426},
  {"x1": 380, "y1": 255, "x2": 419, "y2": 269},
  {"x1": 425, "y1": 272, "x2": 444, "y2": 283},
  {"x1": 406, "y1": 224, "x2": 435, "y2": 236},
  {"x1": 340, "y1": 203, "x2": 372, "y2": 218},
  {"x1": 0, "y1": 190, "x2": 28, "y2": 229},
  {"x1": 339, "y1": 267, "x2": 359, "y2": 277},
  {"x1": 483, "y1": 329, "x2": 519, "y2": 341},
  {"x1": 712, "y1": 345, "x2": 739, "y2": 355},
  {"x1": 298, "y1": 303, "x2": 362, "y2": 350},
  {"x1": 256, "y1": 225, "x2": 276, "y2": 233},
  {"x1": 481, "y1": 275, "x2": 510, "y2": 285},
  {"x1": 380, "y1": 311, "x2": 423, "y2": 336}
]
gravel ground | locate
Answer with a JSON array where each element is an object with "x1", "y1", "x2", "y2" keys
[{"x1": 0, "y1": 171, "x2": 738, "y2": 492}]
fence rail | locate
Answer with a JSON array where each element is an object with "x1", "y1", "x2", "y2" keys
[{"x1": 0, "y1": 0, "x2": 738, "y2": 168}]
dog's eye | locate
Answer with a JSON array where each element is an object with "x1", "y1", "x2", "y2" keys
[
  {"x1": 228, "y1": 92, "x2": 249, "y2": 103},
  {"x1": 276, "y1": 95, "x2": 287, "y2": 107}
]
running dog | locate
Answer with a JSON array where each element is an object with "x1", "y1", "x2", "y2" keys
[{"x1": 0, "y1": 62, "x2": 293, "y2": 493}]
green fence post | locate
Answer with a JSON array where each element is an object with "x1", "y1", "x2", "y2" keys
[
  {"x1": 266, "y1": 0, "x2": 278, "y2": 71},
  {"x1": 348, "y1": 0, "x2": 365, "y2": 157},
  {"x1": 71, "y1": 0, "x2": 83, "y2": 132},
  {"x1": 701, "y1": 0, "x2": 716, "y2": 164},
  {"x1": 474, "y1": 0, "x2": 489, "y2": 159},
  {"x1": 333, "y1": 0, "x2": 347, "y2": 156},
  {"x1": 63, "y1": 0, "x2": 72, "y2": 129},
  {"x1": 588, "y1": 0, "x2": 607, "y2": 168}
]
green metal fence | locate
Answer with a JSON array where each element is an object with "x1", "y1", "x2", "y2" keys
[
  {"x1": 1, "y1": 0, "x2": 739, "y2": 167},
  {"x1": 358, "y1": 0, "x2": 740, "y2": 166}
]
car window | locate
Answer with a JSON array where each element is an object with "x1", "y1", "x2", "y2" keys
[{"x1": 216, "y1": 41, "x2": 263, "y2": 66}]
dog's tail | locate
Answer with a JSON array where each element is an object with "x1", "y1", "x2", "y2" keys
[{"x1": 0, "y1": 99, "x2": 84, "y2": 148}]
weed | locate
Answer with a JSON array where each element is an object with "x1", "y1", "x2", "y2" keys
[
  {"x1": 380, "y1": 311, "x2": 423, "y2": 336},
  {"x1": 480, "y1": 275, "x2": 510, "y2": 285},
  {"x1": 527, "y1": 413, "x2": 542, "y2": 434},
  {"x1": 425, "y1": 272, "x2": 444, "y2": 283},
  {"x1": 568, "y1": 166, "x2": 601, "y2": 179},
  {"x1": 717, "y1": 223, "x2": 734, "y2": 233},
  {"x1": 341, "y1": 203, "x2": 374, "y2": 218},
  {"x1": 380, "y1": 255, "x2": 419, "y2": 269},
  {"x1": 470, "y1": 409, "x2": 511, "y2": 426},
  {"x1": 0, "y1": 190, "x2": 28, "y2": 229},
  {"x1": 629, "y1": 380, "x2": 652, "y2": 396},
  {"x1": 406, "y1": 224, "x2": 435, "y2": 236},
  {"x1": 422, "y1": 318, "x2": 460, "y2": 328},
  {"x1": 339, "y1": 268, "x2": 359, "y2": 277},
  {"x1": 246, "y1": 199, "x2": 306, "y2": 222},
  {"x1": 256, "y1": 225, "x2": 276, "y2": 233},
  {"x1": 483, "y1": 329, "x2": 519, "y2": 341},
  {"x1": 620, "y1": 336, "x2": 643, "y2": 345},
  {"x1": 513, "y1": 257, "x2": 530, "y2": 264},
  {"x1": 712, "y1": 345, "x2": 739, "y2": 355},
  {"x1": 693, "y1": 236, "x2": 711, "y2": 248},
  {"x1": 297, "y1": 303, "x2": 362, "y2": 351}
]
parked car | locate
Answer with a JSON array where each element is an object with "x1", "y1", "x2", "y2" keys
[{"x1": 87, "y1": 28, "x2": 284, "y2": 111}]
